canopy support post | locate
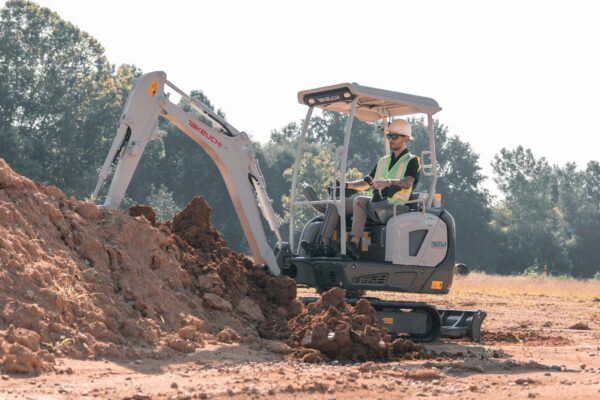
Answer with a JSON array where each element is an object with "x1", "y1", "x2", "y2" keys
[
  {"x1": 426, "y1": 114, "x2": 437, "y2": 208},
  {"x1": 289, "y1": 106, "x2": 314, "y2": 251},
  {"x1": 338, "y1": 98, "x2": 357, "y2": 256}
]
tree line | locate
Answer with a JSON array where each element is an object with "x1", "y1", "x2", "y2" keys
[{"x1": 1, "y1": 1, "x2": 599, "y2": 277}]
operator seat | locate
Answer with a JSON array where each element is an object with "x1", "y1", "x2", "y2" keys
[{"x1": 366, "y1": 192, "x2": 422, "y2": 225}]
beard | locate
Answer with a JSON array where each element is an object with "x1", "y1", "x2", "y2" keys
[{"x1": 389, "y1": 142, "x2": 405, "y2": 152}]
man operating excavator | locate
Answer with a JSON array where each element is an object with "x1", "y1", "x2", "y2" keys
[
  {"x1": 94, "y1": 72, "x2": 486, "y2": 341},
  {"x1": 314, "y1": 119, "x2": 420, "y2": 259}
]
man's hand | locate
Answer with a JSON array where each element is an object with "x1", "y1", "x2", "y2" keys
[
  {"x1": 371, "y1": 177, "x2": 415, "y2": 190},
  {"x1": 371, "y1": 180, "x2": 390, "y2": 190}
]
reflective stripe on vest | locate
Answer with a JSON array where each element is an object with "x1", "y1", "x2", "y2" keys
[{"x1": 374, "y1": 152, "x2": 418, "y2": 204}]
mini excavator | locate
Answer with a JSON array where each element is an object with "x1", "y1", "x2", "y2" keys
[{"x1": 92, "y1": 71, "x2": 486, "y2": 342}]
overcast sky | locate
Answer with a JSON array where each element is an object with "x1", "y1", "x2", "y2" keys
[{"x1": 3, "y1": 0, "x2": 599, "y2": 190}]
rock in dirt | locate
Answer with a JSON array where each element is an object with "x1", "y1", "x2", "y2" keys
[
  {"x1": 265, "y1": 276, "x2": 297, "y2": 305},
  {"x1": 216, "y1": 327, "x2": 238, "y2": 343},
  {"x1": 177, "y1": 325, "x2": 202, "y2": 342},
  {"x1": 5, "y1": 327, "x2": 41, "y2": 351},
  {"x1": 262, "y1": 340, "x2": 293, "y2": 354},
  {"x1": 203, "y1": 293, "x2": 233, "y2": 311},
  {"x1": 1, "y1": 343, "x2": 53, "y2": 373},
  {"x1": 75, "y1": 203, "x2": 102, "y2": 220},
  {"x1": 166, "y1": 336, "x2": 196, "y2": 354},
  {"x1": 290, "y1": 348, "x2": 327, "y2": 363},
  {"x1": 129, "y1": 205, "x2": 157, "y2": 225},
  {"x1": 197, "y1": 272, "x2": 225, "y2": 295},
  {"x1": 237, "y1": 297, "x2": 266, "y2": 322}
]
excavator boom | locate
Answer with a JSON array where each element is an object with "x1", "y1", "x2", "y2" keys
[{"x1": 92, "y1": 71, "x2": 282, "y2": 275}]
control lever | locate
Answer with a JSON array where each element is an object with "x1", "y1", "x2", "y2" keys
[{"x1": 363, "y1": 176, "x2": 384, "y2": 202}]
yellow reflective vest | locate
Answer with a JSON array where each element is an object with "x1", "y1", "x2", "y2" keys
[{"x1": 374, "y1": 152, "x2": 420, "y2": 204}]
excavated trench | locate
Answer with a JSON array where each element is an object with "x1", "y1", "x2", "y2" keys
[{"x1": 0, "y1": 159, "x2": 422, "y2": 374}]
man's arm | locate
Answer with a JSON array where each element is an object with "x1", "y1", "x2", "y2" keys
[
  {"x1": 372, "y1": 176, "x2": 414, "y2": 189},
  {"x1": 372, "y1": 157, "x2": 419, "y2": 190},
  {"x1": 346, "y1": 179, "x2": 370, "y2": 191},
  {"x1": 344, "y1": 165, "x2": 377, "y2": 191}
]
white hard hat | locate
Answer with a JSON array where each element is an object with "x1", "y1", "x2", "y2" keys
[{"x1": 388, "y1": 119, "x2": 412, "y2": 139}]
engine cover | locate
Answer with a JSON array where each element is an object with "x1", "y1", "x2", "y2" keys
[{"x1": 385, "y1": 212, "x2": 448, "y2": 267}]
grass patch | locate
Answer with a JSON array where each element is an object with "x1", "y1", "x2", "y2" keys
[
  {"x1": 52, "y1": 278, "x2": 86, "y2": 305},
  {"x1": 451, "y1": 272, "x2": 600, "y2": 300}
]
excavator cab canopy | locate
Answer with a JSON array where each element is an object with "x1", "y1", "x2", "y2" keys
[
  {"x1": 297, "y1": 82, "x2": 441, "y2": 122},
  {"x1": 290, "y1": 82, "x2": 442, "y2": 255}
]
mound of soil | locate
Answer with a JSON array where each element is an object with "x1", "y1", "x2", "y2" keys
[
  {"x1": 0, "y1": 158, "x2": 418, "y2": 373},
  {"x1": 0, "y1": 159, "x2": 301, "y2": 373},
  {"x1": 288, "y1": 287, "x2": 424, "y2": 363}
]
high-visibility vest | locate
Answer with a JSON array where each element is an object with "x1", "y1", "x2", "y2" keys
[{"x1": 374, "y1": 152, "x2": 420, "y2": 204}]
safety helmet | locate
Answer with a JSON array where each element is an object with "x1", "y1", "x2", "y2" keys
[{"x1": 388, "y1": 119, "x2": 412, "y2": 139}]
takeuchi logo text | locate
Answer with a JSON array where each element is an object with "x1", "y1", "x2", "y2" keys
[{"x1": 189, "y1": 120, "x2": 222, "y2": 148}]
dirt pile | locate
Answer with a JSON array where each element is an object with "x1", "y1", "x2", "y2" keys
[
  {"x1": 288, "y1": 287, "x2": 424, "y2": 363},
  {"x1": 0, "y1": 158, "x2": 417, "y2": 374},
  {"x1": 0, "y1": 159, "x2": 299, "y2": 374}
]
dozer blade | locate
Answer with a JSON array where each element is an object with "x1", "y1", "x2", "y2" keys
[{"x1": 438, "y1": 309, "x2": 487, "y2": 342}]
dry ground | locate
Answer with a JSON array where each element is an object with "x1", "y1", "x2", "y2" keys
[{"x1": 1, "y1": 272, "x2": 600, "y2": 399}]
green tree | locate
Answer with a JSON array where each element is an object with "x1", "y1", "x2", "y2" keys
[
  {"x1": 145, "y1": 184, "x2": 178, "y2": 221},
  {"x1": 555, "y1": 161, "x2": 600, "y2": 277},
  {"x1": 0, "y1": 0, "x2": 139, "y2": 197},
  {"x1": 490, "y1": 146, "x2": 572, "y2": 274}
]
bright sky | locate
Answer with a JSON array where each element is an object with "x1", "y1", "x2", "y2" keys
[{"x1": 3, "y1": 0, "x2": 599, "y2": 189}]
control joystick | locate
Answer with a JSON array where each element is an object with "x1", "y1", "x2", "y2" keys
[{"x1": 364, "y1": 176, "x2": 384, "y2": 202}]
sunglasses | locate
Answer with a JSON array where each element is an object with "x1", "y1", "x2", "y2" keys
[{"x1": 386, "y1": 134, "x2": 406, "y2": 140}]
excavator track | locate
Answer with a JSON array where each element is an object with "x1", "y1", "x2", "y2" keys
[{"x1": 301, "y1": 297, "x2": 485, "y2": 342}]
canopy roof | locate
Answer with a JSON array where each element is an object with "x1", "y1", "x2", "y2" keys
[{"x1": 297, "y1": 83, "x2": 441, "y2": 122}]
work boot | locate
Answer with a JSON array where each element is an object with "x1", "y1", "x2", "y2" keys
[
  {"x1": 324, "y1": 245, "x2": 337, "y2": 257},
  {"x1": 301, "y1": 240, "x2": 327, "y2": 257},
  {"x1": 346, "y1": 240, "x2": 360, "y2": 260},
  {"x1": 300, "y1": 240, "x2": 315, "y2": 255}
]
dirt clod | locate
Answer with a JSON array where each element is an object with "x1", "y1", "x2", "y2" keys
[
  {"x1": 288, "y1": 288, "x2": 424, "y2": 362},
  {"x1": 568, "y1": 322, "x2": 591, "y2": 330},
  {"x1": 129, "y1": 205, "x2": 157, "y2": 225}
]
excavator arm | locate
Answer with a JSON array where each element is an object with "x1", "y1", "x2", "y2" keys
[{"x1": 92, "y1": 71, "x2": 283, "y2": 275}]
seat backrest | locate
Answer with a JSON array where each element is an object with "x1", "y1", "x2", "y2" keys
[{"x1": 408, "y1": 191, "x2": 422, "y2": 211}]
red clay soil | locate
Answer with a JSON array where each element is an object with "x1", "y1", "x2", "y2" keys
[
  {"x1": 0, "y1": 158, "x2": 412, "y2": 375},
  {"x1": 482, "y1": 329, "x2": 572, "y2": 346},
  {"x1": 288, "y1": 287, "x2": 424, "y2": 363}
]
